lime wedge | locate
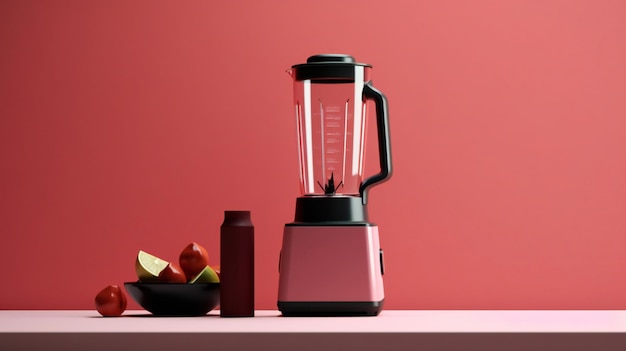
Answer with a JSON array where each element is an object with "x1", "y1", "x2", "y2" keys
[
  {"x1": 189, "y1": 265, "x2": 220, "y2": 284},
  {"x1": 135, "y1": 250, "x2": 169, "y2": 282}
]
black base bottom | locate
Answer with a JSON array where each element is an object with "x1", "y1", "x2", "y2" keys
[{"x1": 277, "y1": 299, "x2": 384, "y2": 317}]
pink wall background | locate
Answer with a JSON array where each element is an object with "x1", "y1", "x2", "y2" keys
[{"x1": 1, "y1": 0, "x2": 625, "y2": 310}]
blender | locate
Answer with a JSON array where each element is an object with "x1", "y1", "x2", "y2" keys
[{"x1": 278, "y1": 54, "x2": 392, "y2": 316}]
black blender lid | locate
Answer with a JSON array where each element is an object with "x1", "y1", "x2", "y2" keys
[{"x1": 291, "y1": 54, "x2": 371, "y2": 81}]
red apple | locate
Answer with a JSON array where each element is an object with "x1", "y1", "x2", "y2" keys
[
  {"x1": 179, "y1": 242, "x2": 209, "y2": 281},
  {"x1": 158, "y1": 263, "x2": 187, "y2": 283},
  {"x1": 95, "y1": 285, "x2": 127, "y2": 317}
]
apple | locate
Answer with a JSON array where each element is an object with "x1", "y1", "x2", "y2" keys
[
  {"x1": 158, "y1": 263, "x2": 187, "y2": 283},
  {"x1": 95, "y1": 285, "x2": 127, "y2": 317},
  {"x1": 179, "y1": 242, "x2": 209, "y2": 281}
]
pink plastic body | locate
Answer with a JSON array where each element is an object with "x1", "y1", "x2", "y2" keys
[{"x1": 278, "y1": 225, "x2": 384, "y2": 303}]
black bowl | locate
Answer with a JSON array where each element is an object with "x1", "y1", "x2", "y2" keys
[{"x1": 124, "y1": 282, "x2": 220, "y2": 316}]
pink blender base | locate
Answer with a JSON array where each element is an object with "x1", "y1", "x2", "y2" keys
[{"x1": 277, "y1": 225, "x2": 385, "y2": 316}]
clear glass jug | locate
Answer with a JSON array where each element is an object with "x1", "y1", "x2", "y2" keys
[{"x1": 289, "y1": 54, "x2": 391, "y2": 204}]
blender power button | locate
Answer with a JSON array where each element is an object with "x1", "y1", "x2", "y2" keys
[{"x1": 379, "y1": 249, "x2": 385, "y2": 275}]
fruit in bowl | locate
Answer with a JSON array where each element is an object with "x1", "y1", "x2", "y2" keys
[
  {"x1": 189, "y1": 265, "x2": 220, "y2": 283},
  {"x1": 135, "y1": 250, "x2": 169, "y2": 282},
  {"x1": 135, "y1": 245, "x2": 220, "y2": 284},
  {"x1": 124, "y1": 243, "x2": 221, "y2": 316},
  {"x1": 179, "y1": 242, "x2": 210, "y2": 281},
  {"x1": 158, "y1": 263, "x2": 187, "y2": 283}
]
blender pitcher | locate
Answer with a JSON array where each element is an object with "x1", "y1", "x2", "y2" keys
[
  {"x1": 278, "y1": 54, "x2": 392, "y2": 316},
  {"x1": 290, "y1": 54, "x2": 391, "y2": 204}
]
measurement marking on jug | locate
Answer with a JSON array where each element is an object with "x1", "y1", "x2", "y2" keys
[
  {"x1": 343, "y1": 99, "x2": 349, "y2": 187},
  {"x1": 319, "y1": 100, "x2": 326, "y2": 182}
]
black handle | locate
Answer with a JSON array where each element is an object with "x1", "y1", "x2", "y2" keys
[{"x1": 359, "y1": 82, "x2": 392, "y2": 205}]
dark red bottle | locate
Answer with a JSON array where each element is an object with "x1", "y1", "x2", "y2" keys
[{"x1": 220, "y1": 210, "x2": 255, "y2": 317}]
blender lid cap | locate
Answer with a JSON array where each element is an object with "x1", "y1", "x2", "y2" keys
[
  {"x1": 291, "y1": 54, "x2": 371, "y2": 81},
  {"x1": 306, "y1": 54, "x2": 356, "y2": 64},
  {"x1": 293, "y1": 54, "x2": 371, "y2": 67}
]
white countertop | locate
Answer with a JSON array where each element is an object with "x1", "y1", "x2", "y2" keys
[
  {"x1": 1, "y1": 309, "x2": 626, "y2": 333},
  {"x1": 2, "y1": 310, "x2": 626, "y2": 351}
]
